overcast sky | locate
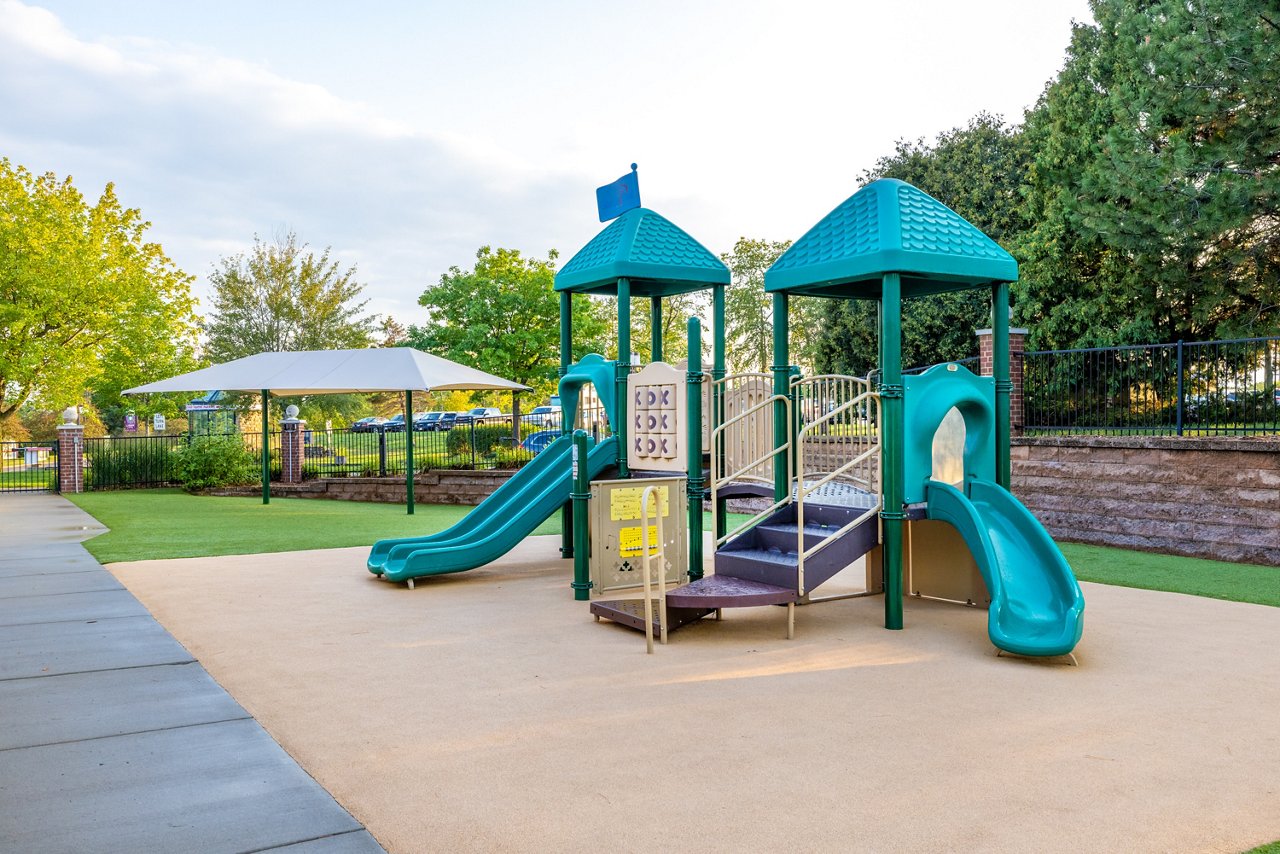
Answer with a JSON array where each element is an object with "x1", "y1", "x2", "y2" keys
[{"x1": 1, "y1": 0, "x2": 1093, "y2": 328}]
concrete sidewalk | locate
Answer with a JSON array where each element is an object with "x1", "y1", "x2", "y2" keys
[{"x1": 0, "y1": 494, "x2": 384, "y2": 853}]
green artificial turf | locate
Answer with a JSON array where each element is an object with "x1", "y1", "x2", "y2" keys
[
  {"x1": 1060, "y1": 542, "x2": 1280, "y2": 608},
  {"x1": 66, "y1": 488, "x2": 739, "y2": 565},
  {"x1": 1243, "y1": 842, "x2": 1280, "y2": 854},
  {"x1": 68, "y1": 489, "x2": 517, "y2": 563},
  {"x1": 65, "y1": 491, "x2": 1279, "y2": 610}
]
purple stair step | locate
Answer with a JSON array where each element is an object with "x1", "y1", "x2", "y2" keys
[
  {"x1": 590, "y1": 599, "x2": 715, "y2": 634},
  {"x1": 666, "y1": 575, "x2": 797, "y2": 609}
]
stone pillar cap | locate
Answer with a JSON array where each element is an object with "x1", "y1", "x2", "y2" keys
[{"x1": 975, "y1": 328, "x2": 1030, "y2": 336}]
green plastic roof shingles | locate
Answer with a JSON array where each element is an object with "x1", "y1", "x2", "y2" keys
[
  {"x1": 765, "y1": 179, "x2": 1017, "y2": 295},
  {"x1": 556, "y1": 207, "x2": 729, "y2": 296}
]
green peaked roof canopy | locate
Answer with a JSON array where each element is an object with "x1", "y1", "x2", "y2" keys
[
  {"x1": 556, "y1": 207, "x2": 730, "y2": 297},
  {"x1": 764, "y1": 178, "x2": 1017, "y2": 298}
]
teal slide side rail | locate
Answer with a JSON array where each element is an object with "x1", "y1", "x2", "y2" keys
[
  {"x1": 379, "y1": 436, "x2": 583, "y2": 567},
  {"x1": 926, "y1": 479, "x2": 1084, "y2": 657},
  {"x1": 367, "y1": 434, "x2": 576, "y2": 574},
  {"x1": 381, "y1": 437, "x2": 617, "y2": 582}
]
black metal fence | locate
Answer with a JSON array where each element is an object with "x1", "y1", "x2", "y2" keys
[
  {"x1": 0, "y1": 441, "x2": 58, "y2": 493},
  {"x1": 1024, "y1": 336, "x2": 1280, "y2": 436},
  {"x1": 61, "y1": 416, "x2": 551, "y2": 492}
]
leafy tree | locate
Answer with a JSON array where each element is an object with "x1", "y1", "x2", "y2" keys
[
  {"x1": 0, "y1": 158, "x2": 200, "y2": 419},
  {"x1": 203, "y1": 231, "x2": 377, "y2": 426},
  {"x1": 818, "y1": 114, "x2": 1033, "y2": 377},
  {"x1": 406, "y1": 246, "x2": 608, "y2": 397},
  {"x1": 629, "y1": 291, "x2": 708, "y2": 364},
  {"x1": 719, "y1": 238, "x2": 824, "y2": 374},
  {"x1": 203, "y1": 231, "x2": 375, "y2": 361},
  {"x1": 1018, "y1": 1, "x2": 1280, "y2": 347}
]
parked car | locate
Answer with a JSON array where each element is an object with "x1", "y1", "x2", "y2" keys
[
  {"x1": 434, "y1": 412, "x2": 462, "y2": 431},
  {"x1": 413, "y1": 411, "x2": 445, "y2": 431},
  {"x1": 384, "y1": 412, "x2": 430, "y2": 433},
  {"x1": 454, "y1": 407, "x2": 504, "y2": 426},
  {"x1": 350, "y1": 416, "x2": 388, "y2": 433},
  {"x1": 520, "y1": 405, "x2": 560, "y2": 428},
  {"x1": 520, "y1": 430, "x2": 559, "y2": 454}
]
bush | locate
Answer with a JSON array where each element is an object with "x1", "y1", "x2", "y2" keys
[
  {"x1": 446, "y1": 424, "x2": 517, "y2": 456},
  {"x1": 173, "y1": 435, "x2": 259, "y2": 491}
]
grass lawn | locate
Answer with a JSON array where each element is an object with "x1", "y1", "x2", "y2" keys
[
  {"x1": 1060, "y1": 542, "x2": 1280, "y2": 608},
  {"x1": 66, "y1": 488, "x2": 738, "y2": 565},
  {"x1": 67, "y1": 490, "x2": 1278, "y2": 610}
]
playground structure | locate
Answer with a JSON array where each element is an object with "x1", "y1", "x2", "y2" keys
[{"x1": 367, "y1": 179, "x2": 1084, "y2": 658}]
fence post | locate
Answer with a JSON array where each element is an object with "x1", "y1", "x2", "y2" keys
[
  {"x1": 1175, "y1": 340, "x2": 1185, "y2": 437},
  {"x1": 55, "y1": 408, "x2": 84, "y2": 494},
  {"x1": 469, "y1": 420, "x2": 477, "y2": 469},
  {"x1": 378, "y1": 429, "x2": 387, "y2": 477}
]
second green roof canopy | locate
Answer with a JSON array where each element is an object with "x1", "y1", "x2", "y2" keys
[{"x1": 765, "y1": 178, "x2": 1018, "y2": 299}]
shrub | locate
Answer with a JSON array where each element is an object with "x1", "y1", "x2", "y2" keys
[
  {"x1": 87, "y1": 440, "x2": 179, "y2": 489},
  {"x1": 446, "y1": 424, "x2": 516, "y2": 456},
  {"x1": 173, "y1": 435, "x2": 259, "y2": 491}
]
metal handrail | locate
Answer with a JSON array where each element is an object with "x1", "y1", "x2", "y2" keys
[
  {"x1": 710, "y1": 393, "x2": 793, "y2": 547},
  {"x1": 795, "y1": 391, "x2": 881, "y2": 596},
  {"x1": 639, "y1": 484, "x2": 668, "y2": 654}
]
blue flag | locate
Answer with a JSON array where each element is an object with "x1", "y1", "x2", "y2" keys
[{"x1": 596, "y1": 164, "x2": 641, "y2": 222}]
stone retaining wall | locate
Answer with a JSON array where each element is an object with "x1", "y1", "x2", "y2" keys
[{"x1": 1012, "y1": 436, "x2": 1280, "y2": 566}]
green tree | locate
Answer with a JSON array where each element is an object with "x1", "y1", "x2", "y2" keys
[
  {"x1": 720, "y1": 238, "x2": 824, "y2": 374},
  {"x1": 406, "y1": 246, "x2": 608, "y2": 397},
  {"x1": 1017, "y1": 1, "x2": 1280, "y2": 347},
  {"x1": 203, "y1": 231, "x2": 375, "y2": 361},
  {"x1": 0, "y1": 158, "x2": 199, "y2": 419},
  {"x1": 818, "y1": 114, "x2": 1033, "y2": 376}
]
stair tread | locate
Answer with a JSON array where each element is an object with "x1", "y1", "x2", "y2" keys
[
  {"x1": 756, "y1": 521, "x2": 844, "y2": 537},
  {"x1": 720, "y1": 547, "x2": 800, "y2": 565},
  {"x1": 666, "y1": 574, "x2": 797, "y2": 608}
]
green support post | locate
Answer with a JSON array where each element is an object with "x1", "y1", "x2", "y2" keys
[
  {"x1": 404, "y1": 389, "x2": 415, "y2": 516},
  {"x1": 993, "y1": 281, "x2": 1012, "y2": 490},
  {"x1": 686, "y1": 317, "x2": 704, "y2": 580},
  {"x1": 571, "y1": 429, "x2": 592, "y2": 600},
  {"x1": 713, "y1": 284, "x2": 727, "y2": 539},
  {"x1": 560, "y1": 291, "x2": 573, "y2": 558},
  {"x1": 616, "y1": 277, "x2": 631, "y2": 478},
  {"x1": 771, "y1": 293, "x2": 790, "y2": 503},
  {"x1": 650, "y1": 295, "x2": 662, "y2": 363},
  {"x1": 879, "y1": 274, "x2": 905, "y2": 630},
  {"x1": 260, "y1": 389, "x2": 270, "y2": 505}
]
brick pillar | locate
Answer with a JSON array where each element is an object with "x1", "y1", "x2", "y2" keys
[
  {"x1": 976, "y1": 327, "x2": 1028, "y2": 436},
  {"x1": 56, "y1": 412, "x2": 85, "y2": 494},
  {"x1": 281, "y1": 417, "x2": 306, "y2": 484}
]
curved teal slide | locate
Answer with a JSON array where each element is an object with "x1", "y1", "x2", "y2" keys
[
  {"x1": 926, "y1": 479, "x2": 1084, "y2": 657},
  {"x1": 367, "y1": 435, "x2": 617, "y2": 583}
]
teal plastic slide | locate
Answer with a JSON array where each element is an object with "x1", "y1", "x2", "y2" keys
[
  {"x1": 926, "y1": 479, "x2": 1085, "y2": 657},
  {"x1": 367, "y1": 434, "x2": 617, "y2": 583}
]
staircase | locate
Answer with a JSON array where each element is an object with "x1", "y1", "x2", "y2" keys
[
  {"x1": 667, "y1": 491, "x2": 880, "y2": 611},
  {"x1": 666, "y1": 373, "x2": 882, "y2": 635}
]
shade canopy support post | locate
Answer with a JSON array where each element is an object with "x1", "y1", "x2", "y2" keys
[
  {"x1": 405, "y1": 389, "x2": 415, "y2": 515},
  {"x1": 260, "y1": 389, "x2": 270, "y2": 505}
]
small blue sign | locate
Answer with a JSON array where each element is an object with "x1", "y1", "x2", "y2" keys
[{"x1": 596, "y1": 163, "x2": 641, "y2": 222}]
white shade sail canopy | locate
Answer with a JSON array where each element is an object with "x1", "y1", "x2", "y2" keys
[{"x1": 125, "y1": 348, "x2": 531, "y2": 396}]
